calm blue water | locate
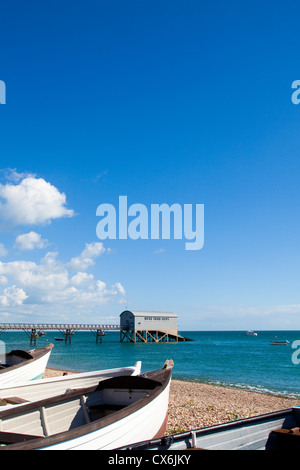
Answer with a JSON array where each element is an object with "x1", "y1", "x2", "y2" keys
[{"x1": 1, "y1": 330, "x2": 300, "y2": 398}]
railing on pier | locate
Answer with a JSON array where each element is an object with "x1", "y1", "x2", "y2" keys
[{"x1": 0, "y1": 323, "x2": 120, "y2": 345}]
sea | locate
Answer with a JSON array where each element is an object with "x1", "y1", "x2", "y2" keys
[{"x1": 1, "y1": 330, "x2": 300, "y2": 398}]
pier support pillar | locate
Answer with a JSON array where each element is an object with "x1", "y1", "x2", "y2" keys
[
  {"x1": 120, "y1": 328, "x2": 192, "y2": 343},
  {"x1": 64, "y1": 328, "x2": 73, "y2": 344},
  {"x1": 96, "y1": 329, "x2": 105, "y2": 343},
  {"x1": 30, "y1": 328, "x2": 38, "y2": 346}
]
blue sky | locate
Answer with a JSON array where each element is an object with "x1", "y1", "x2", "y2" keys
[{"x1": 0, "y1": 0, "x2": 300, "y2": 330}]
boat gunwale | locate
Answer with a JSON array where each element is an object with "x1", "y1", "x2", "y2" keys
[
  {"x1": 119, "y1": 407, "x2": 296, "y2": 450},
  {"x1": 0, "y1": 364, "x2": 141, "y2": 394},
  {"x1": 0, "y1": 344, "x2": 53, "y2": 376},
  {"x1": 0, "y1": 366, "x2": 172, "y2": 450}
]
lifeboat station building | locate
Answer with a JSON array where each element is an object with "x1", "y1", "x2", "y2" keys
[{"x1": 119, "y1": 310, "x2": 192, "y2": 343}]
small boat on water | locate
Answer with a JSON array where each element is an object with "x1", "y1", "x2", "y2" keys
[
  {"x1": 0, "y1": 362, "x2": 141, "y2": 408},
  {"x1": 0, "y1": 360, "x2": 173, "y2": 450},
  {"x1": 0, "y1": 345, "x2": 53, "y2": 387},
  {"x1": 246, "y1": 330, "x2": 257, "y2": 336},
  {"x1": 270, "y1": 340, "x2": 290, "y2": 345},
  {"x1": 119, "y1": 406, "x2": 300, "y2": 451}
]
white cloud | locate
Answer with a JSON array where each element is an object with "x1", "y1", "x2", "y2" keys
[
  {"x1": 0, "y1": 242, "x2": 126, "y2": 320},
  {"x1": 68, "y1": 242, "x2": 106, "y2": 271},
  {"x1": 0, "y1": 258, "x2": 69, "y2": 297},
  {"x1": 71, "y1": 272, "x2": 94, "y2": 285},
  {"x1": 0, "y1": 285, "x2": 28, "y2": 306},
  {"x1": 0, "y1": 275, "x2": 7, "y2": 285},
  {"x1": 0, "y1": 168, "x2": 36, "y2": 183},
  {"x1": 0, "y1": 243, "x2": 7, "y2": 257},
  {"x1": 113, "y1": 282, "x2": 126, "y2": 296},
  {"x1": 153, "y1": 248, "x2": 166, "y2": 254},
  {"x1": 0, "y1": 176, "x2": 74, "y2": 226},
  {"x1": 186, "y1": 303, "x2": 300, "y2": 330},
  {"x1": 15, "y1": 231, "x2": 49, "y2": 251}
]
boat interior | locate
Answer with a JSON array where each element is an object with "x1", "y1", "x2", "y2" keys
[
  {"x1": 0, "y1": 375, "x2": 162, "y2": 447},
  {"x1": 0, "y1": 350, "x2": 34, "y2": 369}
]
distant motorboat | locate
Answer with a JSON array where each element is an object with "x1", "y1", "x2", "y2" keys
[
  {"x1": 246, "y1": 330, "x2": 257, "y2": 336},
  {"x1": 270, "y1": 341, "x2": 289, "y2": 345}
]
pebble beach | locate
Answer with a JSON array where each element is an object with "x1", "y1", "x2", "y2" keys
[
  {"x1": 44, "y1": 368, "x2": 300, "y2": 436},
  {"x1": 166, "y1": 379, "x2": 300, "y2": 435}
]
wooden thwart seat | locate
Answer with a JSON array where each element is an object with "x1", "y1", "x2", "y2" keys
[
  {"x1": 270, "y1": 427, "x2": 300, "y2": 450},
  {"x1": 0, "y1": 431, "x2": 42, "y2": 445},
  {"x1": 2, "y1": 396, "x2": 30, "y2": 405}
]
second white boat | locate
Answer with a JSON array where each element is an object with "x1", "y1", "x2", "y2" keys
[{"x1": 0, "y1": 362, "x2": 141, "y2": 407}]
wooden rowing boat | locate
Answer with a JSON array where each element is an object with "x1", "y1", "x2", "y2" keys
[
  {"x1": 0, "y1": 362, "x2": 141, "y2": 407},
  {"x1": 0, "y1": 345, "x2": 53, "y2": 387},
  {"x1": 119, "y1": 406, "x2": 300, "y2": 450},
  {"x1": 0, "y1": 360, "x2": 173, "y2": 450}
]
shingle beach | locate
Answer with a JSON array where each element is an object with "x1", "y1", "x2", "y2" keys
[
  {"x1": 44, "y1": 368, "x2": 300, "y2": 436},
  {"x1": 166, "y1": 379, "x2": 299, "y2": 435}
]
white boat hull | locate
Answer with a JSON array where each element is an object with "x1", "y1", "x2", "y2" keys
[
  {"x1": 0, "y1": 347, "x2": 52, "y2": 388},
  {"x1": 122, "y1": 407, "x2": 300, "y2": 451},
  {"x1": 0, "y1": 362, "x2": 141, "y2": 406},
  {"x1": 40, "y1": 379, "x2": 170, "y2": 450},
  {"x1": 0, "y1": 363, "x2": 172, "y2": 450}
]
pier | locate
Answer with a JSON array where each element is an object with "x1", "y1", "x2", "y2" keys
[{"x1": 0, "y1": 323, "x2": 120, "y2": 345}]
